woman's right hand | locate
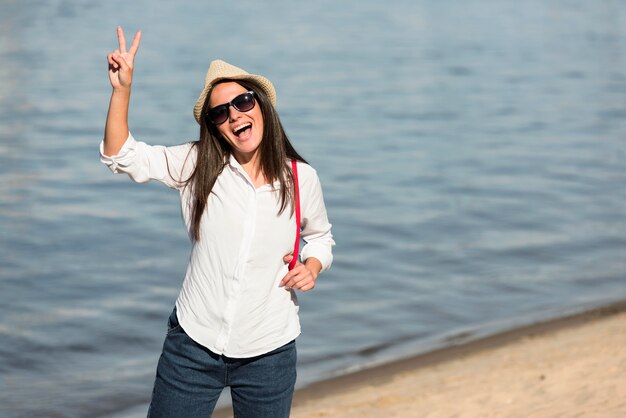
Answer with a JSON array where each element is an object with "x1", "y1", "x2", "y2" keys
[{"x1": 107, "y1": 26, "x2": 141, "y2": 91}]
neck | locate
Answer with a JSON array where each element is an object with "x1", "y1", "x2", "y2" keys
[{"x1": 233, "y1": 150, "x2": 266, "y2": 187}]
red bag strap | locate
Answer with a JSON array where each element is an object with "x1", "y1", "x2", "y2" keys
[{"x1": 289, "y1": 159, "x2": 301, "y2": 271}]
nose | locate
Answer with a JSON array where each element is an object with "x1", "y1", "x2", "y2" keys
[{"x1": 228, "y1": 104, "x2": 242, "y2": 121}]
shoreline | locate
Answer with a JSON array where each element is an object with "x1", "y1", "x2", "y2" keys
[{"x1": 214, "y1": 299, "x2": 626, "y2": 417}]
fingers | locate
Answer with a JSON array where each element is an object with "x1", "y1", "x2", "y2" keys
[
  {"x1": 117, "y1": 26, "x2": 127, "y2": 53},
  {"x1": 128, "y1": 30, "x2": 142, "y2": 56},
  {"x1": 289, "y1": 274, "x2": 315, "y2": 291},
  {"x1": 280, "y1": 264, "x2": 316, "y2": 292},
  {"x1": 116, "y1": 26, "x2": 141, "y2": 57},
  {"x1": 298, "y1": 281, "x2": 316, "y2": 292},
  {"x1": 288, "y1": 274, "x2": 315, "y2": 291},
  {"x1": 107, "y1": 52, "x2": 122, "y2": 70},
  {"x1": 109, "y1": 52, "x2": 130, "y2": 71},
  {"x1": 107, "y1": 49, "x2": 121, "y2": 67},
  {"x1": 280, "y1": 254, "x2": 318, "y2": 292}
]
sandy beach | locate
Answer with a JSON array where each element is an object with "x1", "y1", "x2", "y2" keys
[
  {"x1": 214, "y1": 301, "x2": 626, "y2": 418},
  {"x1": 291, "y1": 303, "x2": 626, "y2": 417}
]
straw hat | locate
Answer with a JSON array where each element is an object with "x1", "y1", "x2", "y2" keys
[{"x1": 193, "y1": 59, "x2": 277, "y2": 124}]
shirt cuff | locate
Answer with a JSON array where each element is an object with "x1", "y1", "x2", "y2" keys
[
  {"x1": 99, "y1": 132, "x2": 137, "y2": 173},
  {"x1": 301, "y1": 242, "x2": 333, "y2": 273}
]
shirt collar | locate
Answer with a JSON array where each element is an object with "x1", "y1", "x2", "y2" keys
[
  {"x1": 226, "y1": 154, "x2": 281, "y2": 190},
  {"x1": 227, "y1": 154, "x2": 241, "y2": 170}
]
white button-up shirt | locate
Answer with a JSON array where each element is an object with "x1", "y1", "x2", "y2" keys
[{"x1": 100, "y1": 133, "x2": 334, "y2": 357}]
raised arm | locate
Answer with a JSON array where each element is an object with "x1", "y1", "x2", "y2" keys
[{"x1": 103, "y1": 26, "x2": 142, "y2": 156}]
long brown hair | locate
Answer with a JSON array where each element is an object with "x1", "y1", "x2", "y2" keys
[{"x1": 184, "y1": 79, "x2": 307, "y2": 241}]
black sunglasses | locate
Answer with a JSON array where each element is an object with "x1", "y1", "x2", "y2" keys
[{"x1": 205, "y1": 91, "x2": 257, "y2": 125}]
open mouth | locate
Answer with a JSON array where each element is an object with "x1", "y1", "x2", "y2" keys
[{"x1": 232, "y1": 122, "x2": 252, "y2": 139}]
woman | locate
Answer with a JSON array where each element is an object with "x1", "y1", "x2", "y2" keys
[{"x1": 101, "y1": 27, "x2": 334, "y2": 417}]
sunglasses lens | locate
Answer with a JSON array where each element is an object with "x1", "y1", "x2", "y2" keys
[
  {"x1": 232, "y1": 92, "x2": 255, "y2": 112},
  {"x1": 208, "y1": 106, "x2": 228, "y2": 125},
  {"x1": 206, "y1": 92, "x2": 256, "y2": 125}
]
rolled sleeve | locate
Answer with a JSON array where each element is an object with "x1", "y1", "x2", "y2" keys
[
  {"x1": 99, "y1": 132, "x2": 196, "y2": 189},
  {"x1": 100, "y1": 132, "x2": 139, "y2": 175},
  {"x1": 301, "y1": 240, "x2": 333, "y2": 272}
]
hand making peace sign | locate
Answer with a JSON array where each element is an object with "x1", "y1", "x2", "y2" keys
[{"x1": 107, "y1": 26, "x2": 142, "y2": 90}]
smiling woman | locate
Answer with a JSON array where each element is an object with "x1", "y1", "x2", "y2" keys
[
  {"x1": 210, "y1": 84, "x2": 265, "y2": 179},
  {"x1": 100, "y1": 27, "x2": 335, "y2": 418},
  {"x1": 210, "y1": 86, "x2": 261, "y2": 158}
]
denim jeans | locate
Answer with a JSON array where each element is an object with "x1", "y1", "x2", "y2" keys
[{"x1": 147, "y1": 308, "x2": 297, "y2": 418}]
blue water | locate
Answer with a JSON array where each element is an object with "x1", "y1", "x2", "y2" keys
[{"x1": 1, "y1": 1, "x2": 625, "y2": 416}]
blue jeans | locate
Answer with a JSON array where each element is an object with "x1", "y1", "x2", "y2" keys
[{"x1": 147, "y1": 308, "x2": 297, "y2": 418}]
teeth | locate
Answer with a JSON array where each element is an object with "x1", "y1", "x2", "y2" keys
[{"x1": 233, "y1": 123, "x2": 251, "y2": 134}]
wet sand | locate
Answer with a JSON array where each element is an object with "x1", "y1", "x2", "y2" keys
[{"x1": 216, "y1": 301, "x2": 626, "y2": 417}]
